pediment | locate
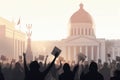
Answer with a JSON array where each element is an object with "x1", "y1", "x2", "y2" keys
[{"x1": 64, "y1": 36, "x2": 99, "y2": 45}]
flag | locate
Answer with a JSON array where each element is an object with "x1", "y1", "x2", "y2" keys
[{"x1": 17, "y1": 18, "x2": 20, "y2": 25}]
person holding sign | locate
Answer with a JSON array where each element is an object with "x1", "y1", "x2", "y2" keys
[{"x1": 23, "y1": 47, "x2": 59, "y2": 80}]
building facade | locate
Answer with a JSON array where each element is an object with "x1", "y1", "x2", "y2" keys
[
  {"x1": 31, "y1": 3, "x2": 120, "y2": 63},
  {"x1": 0, "y1": 17, "x2": 26, "y2": 60},
  {"x1": 60, "y1": 3, "x2": 105, "y2": 63}
]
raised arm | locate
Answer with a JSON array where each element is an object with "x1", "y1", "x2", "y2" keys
[
  {"x1": 56, "y1": 60, "x2": 62, "y2": 71},
  {"x1": 23, "y1": 53, "x2": 29, "y2": 76},
  {"x1": 44, "y1": 55, "x2": 48, "y2": 68},
  {"x1": 43, "y1": 55, "x2": 57, "y2": 78},
  {"x1": 73, "y1": 64, "x2": 79, "y2": 76}
]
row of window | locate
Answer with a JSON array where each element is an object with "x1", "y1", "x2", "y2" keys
[{"x1": 70, "y1": 28, "x2": 94, "y2": 36}]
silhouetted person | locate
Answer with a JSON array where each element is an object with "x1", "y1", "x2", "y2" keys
[
  {"x1": 59, "y1": 63, "x2": 79, "y2": 80},
  {"x1": 0, "y1": 63, "x2": 5, "y2": 80},
  {"x1": 80, "y1": 61, "x2": 104, "y2": 80},
  {"x1": 50, "y1": 60, "x2": 62, "y2": 80},
  {"x1": 99, "y1": 62, "x2": 110, "y2": 80},
  {"x1": 110, "y1": 70, "x2": 120, "y2": 80},
  {"x1": 23, "y1": 53, "x2": 57, "y2": 80},
  {"x1": 110, "y1": 60, "x2": 116, "y2": 77},
  {"x1": 98, "y1": 59, "x2": 103, "y2": 71},
  {"x1": 12, "y1": 62, "x2": 24, "y2": 80},
  {"x1": 116, "y1": 63, "x2": 120, "y2": 70}
]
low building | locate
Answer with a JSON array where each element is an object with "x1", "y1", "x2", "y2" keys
[{"x1": 0, "y1": 17, "x2": 26, "y2": 61}]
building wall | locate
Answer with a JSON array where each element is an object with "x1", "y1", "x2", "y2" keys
[{"x1": 0, "y1": 17, "x2": 26, "y2": 61}]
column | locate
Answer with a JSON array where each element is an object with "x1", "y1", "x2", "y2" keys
[
  {"x1": 76, "y1": 46, "x2": 79, "y2": 54},
  {"x1": 85, "y1": 28, "x2": 87, "y2": 35},
  {"x1": 78, "y1": 28, "x2": 80, "y2": 35},
  {"x1": 74, "y1": 28, "x2": 76, "y2": 36},
  {"x1": 79, "y1": 28, "x2": 81, "y2": 35},
  {"x1": 16, "y1": 40, "x2": 18, "y2": 59},
  {"x1": 91, "y1": 46, "x2": 94, "y2": 60},
  {"x1": 70, "y1": 46, "x2": 74, "y2": 61},
  {"x1": 81, "y1": 46, "x2": 84, "y2": 58},
  {"x1": 15, "y1": 39, "x2": 17, "y2": 59},
  {"x1": 19, "y1": 40, "x2": 21, "y2": 55},
  {"x1": 68, "y1": 46, "x2": 70, "y2": 61},
  {"x1": 97, "y1": 46, "x2": 99, "y2": 60},
  {"x1": 80, "y1": 46, "x2": 82, "y2": 53},
  {"x1": 21, "y1": 41, "x2": 23, "y2": 54},
  {"x1": 93, "y1": 46, "x2": 97, "y2": 61},
  {"x1": 85, "y1": 46, "x2": 88, "y2": 61},
  {"x1": 23, "y1": 41, "x2": 25, "y2": 52},
  {"x1": 66, "y1": 46, "x2": 68, "y2": 61},
  {"x1": 99, "y1": 43, "x2": 101, "y2": 59},
  {"x1": 81, "y1": 29, "x2": 83, "y2": 35},
  {"x1": 88, "y1": 46, "x2": 91, "y2": 61},
  {"x1": 73, "y1": 46, "x2": 77, "y2": 63},
  {"x1": 83, "y1": 28, "x2": 85, "y2": 35},
  {"x1": 18, "y1": 40, "x2": 19, "y2": 58},
  {"x1": 76, "y1": 27, "x2": 78, "y2": 35}
]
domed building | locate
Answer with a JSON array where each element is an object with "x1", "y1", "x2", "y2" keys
[
  {"x1": 31, "y1": 3, "x2": 120, "y2": 63},
  {"x1": 59, "y1": 3, "x2": 106, "y2": 63},
  {"x1": 31, "y1": 3, "x2": 106, "y2": 63}
]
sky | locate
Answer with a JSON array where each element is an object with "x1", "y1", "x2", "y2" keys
[{"x1": 0, "y1": 0, "x2": 120, "y2": 40}]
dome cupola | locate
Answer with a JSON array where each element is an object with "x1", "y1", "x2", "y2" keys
[
  {"x1": 70, "y1": 3, "x2": 93, "y2": 24},
  {"x1": 69, "y1": 3, "x2": 95, "y2": 38}
]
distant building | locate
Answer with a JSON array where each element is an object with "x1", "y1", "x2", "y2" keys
[
  {"x1": 31, "y1": 3, "x2": 120, "y2": 63},
  {"x1": 0, "y1": 17, "x2": 26, "y2": 60}
]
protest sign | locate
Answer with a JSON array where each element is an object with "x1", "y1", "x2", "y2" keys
[
  {"x1": 77, "y1": 53, "x2": 86, "y2": 62},
  {"x1": 1, "y1": 55, "x2": 6, "y2": 61},
  {"x1": 39, "y1": 55, "x2": 44, "y2": 60},
  {"x1": 51, "y1": 46, "x2": 61, "y2": 57}
]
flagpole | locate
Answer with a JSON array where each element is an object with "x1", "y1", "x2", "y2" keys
[{"x1": 17, "y1": 17, "x2": 21, "y2": 31}]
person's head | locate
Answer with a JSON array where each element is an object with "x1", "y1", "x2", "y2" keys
[
  {"x1": 116, "y1": 63, "x2": 120, "y2": 70},
  {"x1": 103, "y1": 62, "x2": 108, "y2": 67},
  {"x1": 29, "y1": 61, "x2": 40, "y2": 71},
  {"x1": 39, "y1": 61, "x2": 43, "y2": 67},
  {"x1": 63, "y1": 63, "x2": 70, "y2": 72},
  {"x1": 98, "y1": 59, "x2": 102, "y2": 63},
  {"x1": 113, "y1": 70, "x2": 120, "y2": 77},
  {"x1": 89, "y1": 61, "x2": 98, "y2": 72},
  {"x1": 15, "y1": 62, "x2": 21, "y2": 68}
]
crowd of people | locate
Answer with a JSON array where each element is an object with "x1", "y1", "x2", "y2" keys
[{"x1": 0, "y1": 52, "x2": 120, "y2": 80}]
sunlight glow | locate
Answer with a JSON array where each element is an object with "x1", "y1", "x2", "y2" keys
[{"x1": 0, "y1": 0, "x2": 120, "y2": 40}]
